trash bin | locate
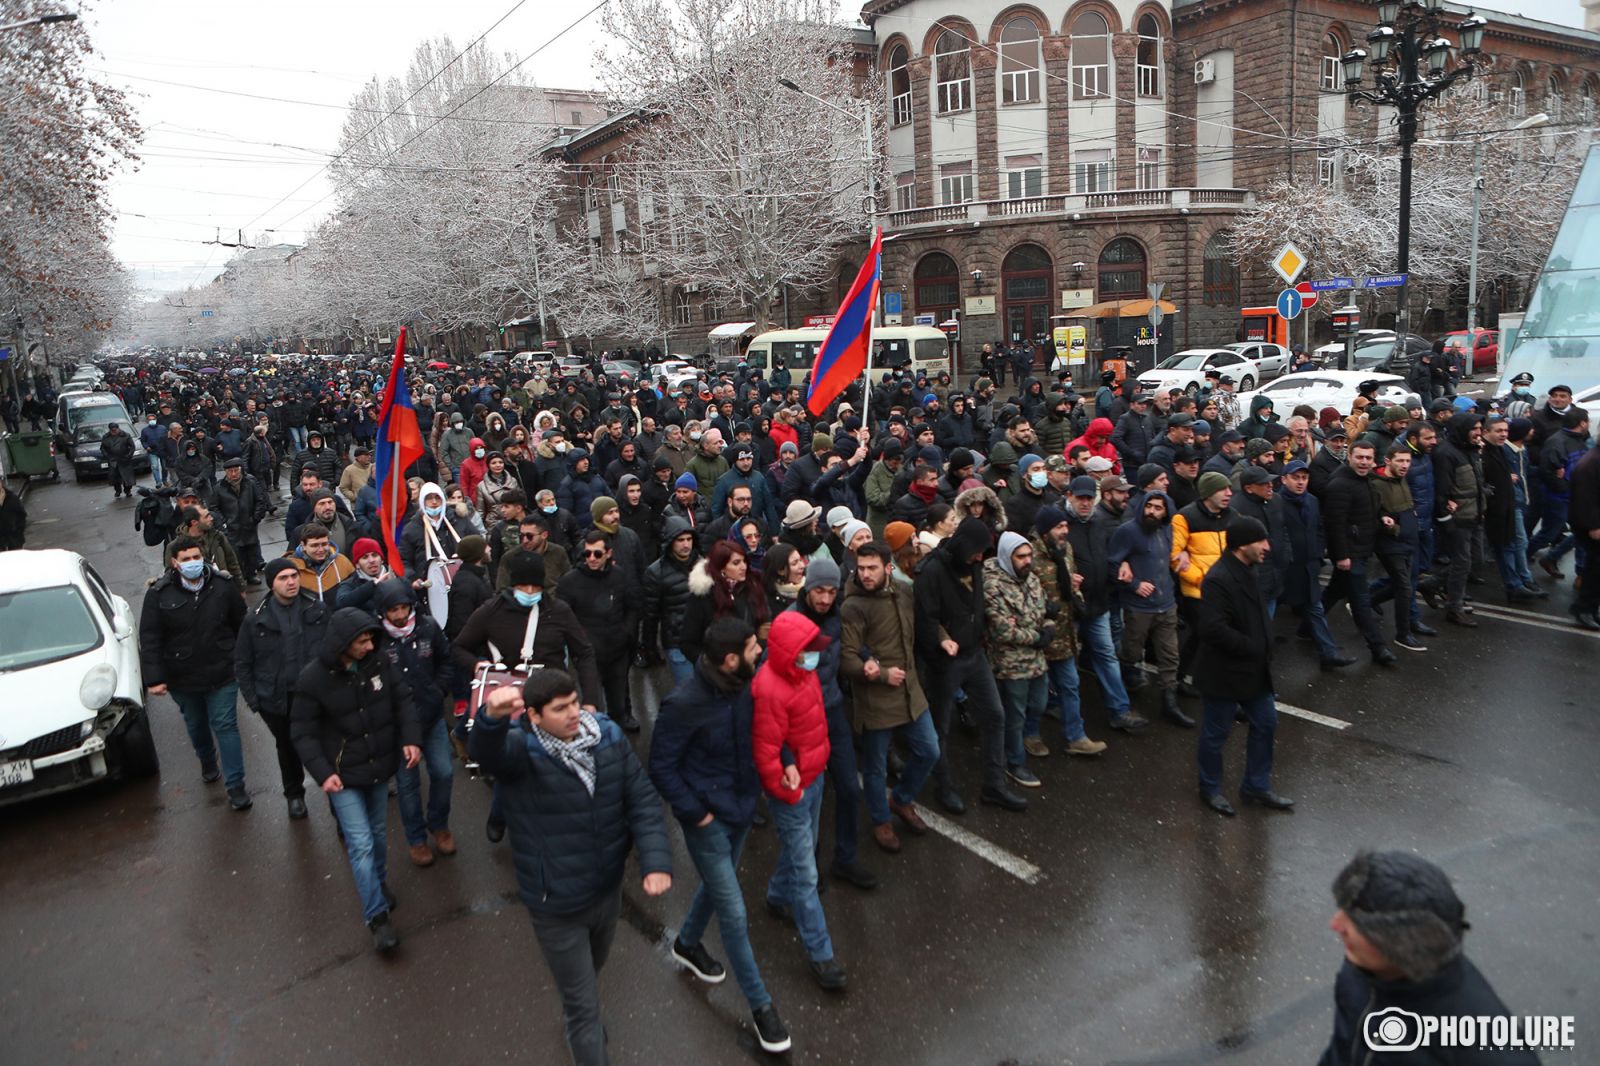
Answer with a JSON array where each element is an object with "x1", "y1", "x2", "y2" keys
[{"x1": 2, "y1": 430, "x2": 60, "y2": 481}]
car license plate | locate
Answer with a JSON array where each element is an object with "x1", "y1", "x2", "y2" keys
[{"x1": 0, "y1": 759, "x2": 35, "y2": 788}]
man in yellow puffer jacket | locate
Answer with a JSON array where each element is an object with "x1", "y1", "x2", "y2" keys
[{"x1": 1171, "y1": 470, "x2": 1234, "y2": 693}]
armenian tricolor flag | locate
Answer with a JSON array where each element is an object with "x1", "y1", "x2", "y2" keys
[
  {"x1": 373, "y1": 328, "x2": 424, "y2": 575},
  {"x1": 806, "y1": 227, "x2": 881, "y2": 416}
]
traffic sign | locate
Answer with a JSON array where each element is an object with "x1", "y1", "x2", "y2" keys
[
  {"x1": 913, "y1": 313, "x2": 936, "y2": 326},
  {"x1": 1294, "y1": 280, "x2": 1319, "y2": 309},
  {"x1": 1310, "y1": 277, "x2": 1356, "y2": 292},
  {"x1": 1276, "y1": 287, "x2": 1305, "y2": 320},
  {"x1": 1270, "y1": 242, "x2": 1307, "y2": 285},
  {"x1": 1362, "y1": 274, "x2": 1408, "y2": 289},
  {"x1": 1146, "y1": 283, "x2": 1166, "y2": 328},
  {"x1": 883, "y1": 292, "x2": 903, "y2": 316},
  {"x1": 199, "y1": 309, "x2": 215, "y2": 317}
]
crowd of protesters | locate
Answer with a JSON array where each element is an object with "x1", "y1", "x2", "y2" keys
[{"x1": 9, "y1": 343, "x2": 1581, "y2": 1064}]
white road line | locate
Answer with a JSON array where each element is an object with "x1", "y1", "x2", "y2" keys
[
  {"x1": 916, "y1": 807, "x2": 1043, "y2": 885},
  {"x1": 1276, "y1": 702, "x2": 1352, "y2": 731},
  {"x1": 1467, "y1": 600, "x2": 1569, "y2": 622},
  {"x1": 1467, "y1": 604, "x2": 1600, "y2": 639}
]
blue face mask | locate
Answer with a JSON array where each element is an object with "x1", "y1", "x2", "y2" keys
[
  {"x1": 1514, "y1": 386, "x2": 1530, "y2": 396},
  {"x1": 797, "y1": 650, "x2": 820, "y2": 672},
  {"x1": 542, "y1": 504, "x2": 557, "y2": 515},
  {"x1": 1028, "y1": 471, "x2": 1048, "y2": 490},
  {"x1": 423, "y1": 503, "x2": 444, "y2": 518},
  {"x1": 513, "y1": 590, "x2": 542, "y2": 608},
  {"x1": 177, "y1": 559, "x2": 206, "y2": 580}
]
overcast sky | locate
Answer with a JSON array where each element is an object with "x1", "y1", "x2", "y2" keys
[{"x1": 90, "y1": 0, "x2": 1589, "y2": 294}]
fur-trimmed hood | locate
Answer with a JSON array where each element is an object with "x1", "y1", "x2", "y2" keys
[
  {"x1": 687, "y1": 556, "x2": 715, "y2": 596},
  {"x1": 954, "y1": 482, "x2": 1007, "y2": 538}
]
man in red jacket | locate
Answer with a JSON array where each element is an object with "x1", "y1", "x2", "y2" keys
[{"x1": 752, "y1": 610, "x2": 846, "y2": 992}]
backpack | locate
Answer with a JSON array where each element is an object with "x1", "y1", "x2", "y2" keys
[{"x1": 134, "y1": 493, "x2": 173, "y2": 547}]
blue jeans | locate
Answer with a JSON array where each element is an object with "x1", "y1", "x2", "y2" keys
[
  {"x1": 998, "y1": 674, "x2": 1048, "y2": 769},
  {"x1": 1528, "y1": 495, "x2": 1574, "y2": 561},
  {"x1": 1197, "y1": 692, "x2": 1278, "y2": 796},
  {"x1": 396, "y1": 717, "x2": 454, "y2": 847},
  {"x1": 1077, "y1": 612, "x2": 1131, "y2": 719},
  {"x1": 665, "y1": 647, "x2": 694, "y2": 685},
  {"x1": 679, "y1": 819, "x2": 771, "y2": 1011},
  {"x1": 328, "y1": 782, "x2": 392, "y2": 922},
  {"x1": 1040, "y1": 658, "x2": 1087, "y2": 742},
  {"x1": 170, "y1": 683, "x2": 244, "y2": 790},
  {"x1": 148, "y1": 454, "x2": 164, "y2": 485},
  {"x1": 289, "y1": 425, "x2": 308, "y2": 452},
  {"x1": 765, "y1": 778, "x2": 834, "y2": 963},
  {"x1": 1288, "y1": 596, "x2": 1342, "y2": 661},
  {"x1": 858, "y1": 711, "x2": 940, "y2": 825},
  {"x1": 1496, "y1": 506, "x2": 1536, "y2": 590}
]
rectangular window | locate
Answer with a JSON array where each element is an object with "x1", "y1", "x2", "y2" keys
[
  {"x1": 937, "y1": 77, "x2": 970, "y2": 115},
  {"x1": 571, "y1": 110, "x2": 583, "y2": 126},
  {"x1": 607, "y1": 169, "x2": 622, "y2": 198},
  {"x1": 1073, "y1": 150, "x2": 1113, "y2": 193},
  {"x1": 1321, "y1": 55, "x2": 1341, "y2": 92},
  {"x1": 939, "y1": 162, "x2": 974, "y2": 205},
  {"x1": 1135, "y1": 147, "x2": 1161, "y2": 190},
  {"x1": 1002, "y1": 69, "x2": 1040, "y2": 104},
  {"x1": 1073, "y1": 63, "x2": 1108, "y2": 98},
  {"x1": 895, "y1": 172, "x2": 916, "y2": 212},
  {"x1": 1005, "y1": 154, "x2": 1042, "y2": 199},
  {"x1": 892, "y1": 91, "x2": 913, "y2": 126},
  {"x1": 1318, "y1": 151, "x2": 1336, "y2": 186},
  {"x1": 584, "y1": 181, "x2": 599, "y2": 212}
]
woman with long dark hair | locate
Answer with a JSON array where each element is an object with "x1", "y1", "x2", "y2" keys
[
  {"x1": 681, "y1": 540, "x2": 770, "y2": 659},
  {"x1": 761, "y1": 542, "x2": 807, "y2": 624}
]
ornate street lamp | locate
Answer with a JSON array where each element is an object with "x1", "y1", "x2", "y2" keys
[{"x1": 1344, "y1": 3, "x2": 1489, "y2": 348}]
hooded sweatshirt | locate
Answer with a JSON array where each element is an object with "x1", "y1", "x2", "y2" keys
[
  {"x1": 1067, "y1": 417, "x2": 1120, "y2": 472},
  {"x1": 457, "y1": 436, "x2": 489, "y2": 502},
  {"x1": 1106, "y1": 490, "x2": 1177, "y2": 612}
]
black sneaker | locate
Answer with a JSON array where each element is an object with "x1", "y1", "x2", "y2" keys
[
  {"x1": 671, "y1": 937, "x2": 726, "y2": 984},
  {"x1": 226, "y1": 787, "x2": 252, "y2": 811},
  {"x1": 368, "y1": 912, "x2": 399, "y2": 953},
  {"x1": 765, "y1": 898, "x2": 794, "y2": 925},
  {"x1": 752, "y1": 1004, "x2": 792, "y2": 1053},
  {"x1": 486, "y1": 817, "x2": 506, "y2": 843},
  {"x1": 201, "y1": 761, "x2": 221, "y2": 784},
  {"x1": 809, "y1": 957, "x2": 848, "y2": 991},
  {"x1": 1393, "y1": 635, "x2": 1428, "y2": 653}
]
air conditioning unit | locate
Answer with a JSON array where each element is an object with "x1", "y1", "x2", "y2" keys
[
  {"x1": 683, "y1": 282, "x2": 701, "y2": 294},
  {"x1": 1194, "y1": 59, "x2": 1216, "y2": 85}
]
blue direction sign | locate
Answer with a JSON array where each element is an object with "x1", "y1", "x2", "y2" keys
[
  {"x1": 1362, "y1": 274, "x2": 1408, "y2": 289},
  {"x1": 1276, "y1": 287, "x2": 1305, "y2": 320},
  {"x1": 1310, "y1": 277, "x2": 1356, "y2": 292}
]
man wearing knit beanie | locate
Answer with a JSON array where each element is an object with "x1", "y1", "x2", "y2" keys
[
  {"x1": 1193, "y1": 515, "x2": 1294, "y2": 816},
  {"x1": 1321, "y1": 851, "x2": 1538, "y2": 1062}
]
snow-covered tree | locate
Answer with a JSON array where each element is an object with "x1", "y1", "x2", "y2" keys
[{"x1": 597, "y1": 0, "x2": 882, "y2": 331}]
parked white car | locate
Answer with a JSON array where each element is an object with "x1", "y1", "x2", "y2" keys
[
  {"x1": 1136, "y1": 347, "x2": 1271, "y2": 395},
  {"x1": 0, "y1": 549, "x2": 158, "y2": 806},
  {"x1": 1314, "y1": 330, "x2": 1394, "y2": 361},
  {"x1": 1223, "y1": 342, "x2": 1292, "y2": 379},
  {"x1": 1237, "y1": 370, "x2": 1410, "y2": 417}
]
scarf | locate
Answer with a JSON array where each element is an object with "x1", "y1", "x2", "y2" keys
[
  {"x1": 382, "y1": 615, "x2": 416, "y2": 639},
  {"x1": 534, "y1": 711, "x2": 602, "y2": 796},
  {"x1": 910, "y1": 480, "x2": 938, "y2": 503}
]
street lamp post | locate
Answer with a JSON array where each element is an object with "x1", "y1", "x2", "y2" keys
[
  {"x1": 0, "y1": 12, "x2": 76, "y2": 32},
  {"x1": 1343, "y1": 1, "x2": 1488, "y2": 356}
]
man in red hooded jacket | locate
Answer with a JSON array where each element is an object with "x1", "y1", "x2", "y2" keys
[
  {"x1": 1067, "y1": 417, "x2": 1120, "y2": 474},
  {"x1": 752, "y1": 610, "x2": 847, "y2": 992}
]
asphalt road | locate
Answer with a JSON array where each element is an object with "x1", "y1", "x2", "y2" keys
[{"x1": 3, "y1": 465, "x2": 1597, "y2": 1066}]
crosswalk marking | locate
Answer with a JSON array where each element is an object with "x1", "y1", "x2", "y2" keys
[
  {"x1": 916, "y1": 807, "x2": 1043, "y2": 885},
  {"x1": 1276, "y1": 702, "x2": 1352, "y2": 730},
  {"x1": 1466, "y1": 603, "x2": 1600, "y2": 639}
]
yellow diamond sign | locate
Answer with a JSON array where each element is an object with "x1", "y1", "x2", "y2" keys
[{"x1": 1271, "y1": 242, "x2": 1307, "y2": 285}]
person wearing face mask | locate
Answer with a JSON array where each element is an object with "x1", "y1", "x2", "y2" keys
[
  {"x1": 243, "y1": 421, "x2": 279, "y2": 502},
  {"x1": 139, "y1": 536, "x2": 251, "y2": 811},
  {"x1": 399, "y1": 482, "x2": 467, "y2": 586},
  {"x1": 982, "y1": 532, "x2": 1055, "y2": 790},
  {"x1": 532, "y1": 487, "x2": 582, "y2": 554},
  {"x1": 437, "y1": 413, "x2": 474, "y2": 482},
  {"x1": 372, "y1": 580, "x2": 458, "y2": 868},
  {"x1": 173, "y1": 434, "x2": 215, "y2": 496},
  {"x1": 1498, "y1": 372, "x2": 1536, "y2": 420},
  {"x1": 1004, "y1": 453, "x2": 1050, "y2": 535},
  {"x1": 140, "y1": 414, "x2": 168, "y2": 486},
  {"x1": 457, "y1": 437, "x2": 490, "y2": 504},
  {"x1": 751, "y1": 610, "x2": 848, "y2": 992}
]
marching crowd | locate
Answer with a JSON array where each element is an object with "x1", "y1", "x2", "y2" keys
[{"x1": 37, "y1": 348, "x2": 1584, "y2": 1063}]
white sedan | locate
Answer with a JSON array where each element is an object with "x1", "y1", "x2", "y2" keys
[
  {"x1": 1224, "y1": 342, "x2": 1292, "y2": 378},
  {"x1": 0, "y1": 549, "x2": 158, "y2": 807},
  {"x1": 1136, "y1": 347, "x2": 1269, "y2": 395},
  {"x1": 1237, "y1": 370, "x2": 1410, "y2": 417}
]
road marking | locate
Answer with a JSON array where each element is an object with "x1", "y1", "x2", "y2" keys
[
  {"x1": 1466, "y1": 604, "x2": 1600, "y2": 639},
  {"x1": 1467, "y1": 600, "x2": 1567, "y2": 622},
  {"x1": 1277, "y1": 702, "x2": 1352, "y2": 731},
  {"x1": 916, "y1": 807, "x2": 1043, "y2": 885}
]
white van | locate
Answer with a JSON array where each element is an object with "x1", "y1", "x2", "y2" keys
[{"x1": 743, "y1": 325, "x2": 951, "y2": 383}]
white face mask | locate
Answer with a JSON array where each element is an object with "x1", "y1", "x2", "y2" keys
[{"x1": 473, "y1": 448, "x2": 486, "y2": 458}]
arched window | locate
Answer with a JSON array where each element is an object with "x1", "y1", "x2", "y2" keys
[
  {"x1": 1583, "y1": 79, "x2": 1597, "y2": 121},
  {"x1": 1546, "y1": 73, "x2": 1563, "y2": 121},
  {"x1": 888, "y1": 45, "x2": 912, "y2": 126},
  {"x1": 1320, "y1": 33, "x2": 1344, "y2": 92},
  {"x1": 1137, "y1": 14, "x2": 1163, "y2": 97},
  {"x1": 914, "y1": 252, "x2": 960, "y2": 318},
  {"x1": 935, "y1": 30, "x2": 972, "y2": 115},
  {"x1": 1070, "y1": 13, "x2": 1110, "y2": 99},
  {"x1": 1097, "y1": 238, "x2": 1146, "y2": 300},
  {"x1": 1000, "y1": 19, "x2": 1041, "y2": 104},
  {"x1": 1203, "y1": 234, "x2": 1239, "y2": 306},
  {"x1": 1506, "y1": 69, "x2": 1526, "y2": 115},
  {"x1": 672, "y1": 287, "x2": 691, "y2": 327}
]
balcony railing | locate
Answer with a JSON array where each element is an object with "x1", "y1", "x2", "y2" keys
[{"x1": 885, "y1": 187, "x2": 1252, "y2": 230}]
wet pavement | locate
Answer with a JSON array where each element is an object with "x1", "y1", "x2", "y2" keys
[{"x1": 3, "y1": 466, "x2": 1597, "y2": 1065}]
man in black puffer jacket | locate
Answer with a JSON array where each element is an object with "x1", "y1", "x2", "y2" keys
[
  {"x1": 291, "y1": 607, "x2": 421, "y2": 953},
  {"x1": 471, "y1": 668, "x2": 673, "y2": 1066},
  {"x1": 1318, "y1": 850, "x2": 1541, "y2": 1065},
  {"x1": 558, "y1": 529, "x2": 640, "y2": 731},
  {"x1": 642, "y1": 516, "x2": 701, "y2": 680}
]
